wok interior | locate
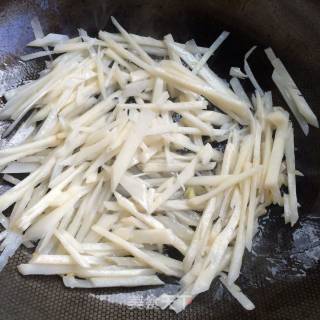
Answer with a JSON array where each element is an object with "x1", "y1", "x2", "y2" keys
[{"x1": 0, "y1": 0, "x2": 319, "y2": 319}]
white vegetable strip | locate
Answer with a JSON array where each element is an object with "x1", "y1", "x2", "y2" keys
[
  {"x1": 92, "y1": 225, "x2": 180, "y2": 277},
  {"x1": 31, "y1": 254, "x2": 104, "y2": 265},
  {"x1": 164, "y1": 34, "x2": 181, "y2": 63},
  {"x1": 2, "y1": 174, "x2": 20, "y2": 185},
  {"x1": 118, "y1": 101, "x2": 207, "y2": 112},
  {"x1": 17, "y1": 163, "x2": 88, "y2": 230},
  {"x1": 63, "y1": 275, "x2": 93, "y2": 288},
  {"x1": 168, "y1": 42, "x2": 233, "y2": 95},
  {"x1": 2, "y1": 63, "x2": 77, "y2": 137},
  {"x1": 111, "y1": 110, "x2": 154, "y2": 191},
  {"x1": 76, "y1": 267, "x2": 156, "y2": 278},
  {"x1": 220, "y1": 273, "x2": 255, "y2": 311},
  {"x1": 183, "y1": 198, "x2": 216, "y2": 271},
  {"x1": 0, "y1": 158, "x2": 55, "y2": 213},
  {"x1": 25, "y1": 197, "x2": 83, "y2": 243},
  {"x1": 115, "y1": 193, "x2": 164, "y2": 229},
  {"x1": 265, "y1": 48, "x2": 318, "y2": 128},
  {"x1": 142, "y1": 249, "x2": 183, "y2": 272},
  {"x1": 81, "y1": 242, "x2": 134, "y2": 254},
  {"x1": 99, "y1": 31, "x2": 209, "y2": 53},
  {"x1": 90, "y1": 275, "x2": 164, "y2": 287},
  {"x1": 85, "y1": 213, "x2": 119, "y2": 243},
  {"x1": 230, "y1": 67, "x2": 247, "y2": 79},
  {"x1": 28, "y1": 33, "x2": 69, "y2": 47},
  {"x1": 96, "y1": 48, "x2": 107, "y2": 100},
  {"x1": 111, "y1": 17, "x2": 154, "y2": 65},
  {"x1": 54, "y1": 230, "x2": 90, "y2": 268},
  {"x1": 120, "y1": 173, "x2": 149, "y2": 211},
  {"x1": 0, "y1": 232, "x2": 22, "y2": 270},
  {"x1": 30, "y1": 16, "x2": 52, "y2": 60},
  {"x1": 245, "y1": 122, "x2": 262, "y2": 251},
  {"x1": 146, "y1": 175, "x2": 230, "y2": 187},
  {"x1": 2, "y1": 162, "x2": 39, "y2": 174},
  {"x1": 189, "y1": 166, "x2": 262, "y2": 207},
  {"x1": 21, "y1": 51, "x2": 54, "y2": 61},
  {"x1": 198, "y1": 110, "x2": 230, "y2": 126},
  {"x1": 180, "y1": 112, "x2": 227, "y2": 137},
  {"x1": 284, "y1": 123, "x2": 299, "y2": 226},
  {"x1": 0, "y1": 135, "x2": 62, "y2": 156},
  {"x1": 155, "y1": 216, "x2": 193, "y2": 243},
  {"x1": 192, "y1": 31, "x2": 230, "y2": 74},
  {"x1": 265, "y1": 110, "x2": 289, "y2": 192},
  {"x1": 119, "y1": 229, "x2": 187, "y2": 254},
  {"x1": 104, "y1": 48, "x2": 134, "y2": 72},
  {"x1": 244, "y1": 46, "x2": 264, "y2": 96},
  {"x1": 230, "y1": 77, "x2": 252, "y2": 108},
  {"x1": 271, "y1": 71, "x2": 309, "y2": 135},
  {"x1": 228, "y1": 168, "x2": 251, "y2": 283},
  {"x1": 74, "y1": 180, "x2": 104, "y2": 242},
  {"x1": 151, "y1": 156, "x2": 198, "y2": 212}
]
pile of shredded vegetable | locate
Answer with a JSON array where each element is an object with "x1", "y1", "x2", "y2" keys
[{"x1": 0, "y1": 17, "x2": 318, "y2": 313}]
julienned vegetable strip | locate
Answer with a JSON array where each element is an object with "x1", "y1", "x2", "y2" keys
[{"x1": 0, "y1": 16, "x2": 317, "y2": 313}]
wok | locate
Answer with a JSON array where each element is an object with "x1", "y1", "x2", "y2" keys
[{"x1": 0, "y1": 0, "x2": 319, "y2": 319}]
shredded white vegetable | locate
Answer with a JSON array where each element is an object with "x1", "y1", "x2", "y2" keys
[
  {"x1": 244, "y1": 46, "x2": 264, "y2": 96},
  {"x1": 265, "y1": 48, "x2": 319, "y2": 132},
  {"x1": 192, "y1": 31, "x2": 230, "y2": 74},
  {"x1": 229, "y1": 67, "x2": 247, "y2": 79},
  {"x1": 0, "y1": 16, "x2": 316, "y2": 313}
]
